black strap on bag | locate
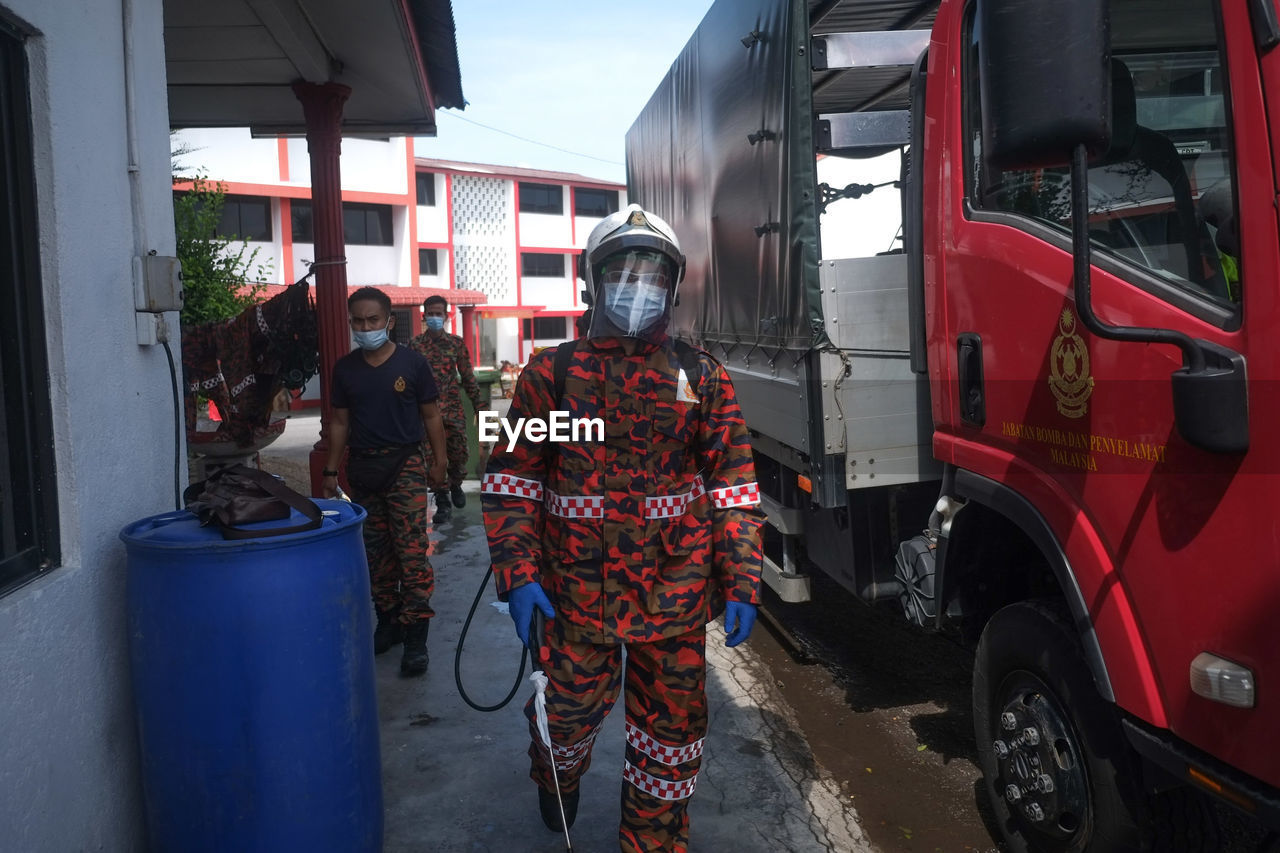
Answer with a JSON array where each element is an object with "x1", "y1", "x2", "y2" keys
[{"x1": 183, "y1": 463, "x2": 323, "y2": 540}]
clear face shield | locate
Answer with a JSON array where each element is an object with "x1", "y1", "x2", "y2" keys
[{"x1": 586, "y1": 249, "x2": 676, "y2": 344}]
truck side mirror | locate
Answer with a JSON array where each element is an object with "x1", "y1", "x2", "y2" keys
[{"x1": 976, "y1": 0, "x2": 1111, "y2": 168}]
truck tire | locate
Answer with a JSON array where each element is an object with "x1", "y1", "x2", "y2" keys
[{"x1": 973, "y1": 601, "x2": 1147, "y2": 852}]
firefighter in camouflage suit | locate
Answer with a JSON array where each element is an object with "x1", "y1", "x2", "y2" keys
[
  {"x1": 410, "y1": 294, "x2": 486, "y2": 524},
  {"x1": 482, "y1": 204, "x2": 764, "y2": 852}
]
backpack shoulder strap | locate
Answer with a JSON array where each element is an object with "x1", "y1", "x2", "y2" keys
[
  {"x1": 553, "y1": 339, "x2": 579, "y2": 406},
  {"x1": 672, "y1": 339, "x2": 707, "y2": 396}
]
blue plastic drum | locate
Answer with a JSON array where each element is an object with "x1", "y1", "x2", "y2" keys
[{"x1": 121, "y1": 499, "x2": 380, "y2": 852}]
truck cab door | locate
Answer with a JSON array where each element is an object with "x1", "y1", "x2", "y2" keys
[{"x1": 933, "y1": 0, "x2": 1280, "y2": 789}]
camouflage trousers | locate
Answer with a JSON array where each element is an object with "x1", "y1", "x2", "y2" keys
[
  {"x1": 525, "y1": 626, "x2": 707, "y2": 853},
  {"x1": 423, "y1": 416, "x2": 469, "y2": 490},
  {"x1": 349, "y1": 448, "x2": 435, "y2": 623}
]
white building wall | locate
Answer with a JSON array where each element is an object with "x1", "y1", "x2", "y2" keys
[
  {"x1": 339, "y1": 136, "x2": 408, "y2": 196},
  {"x1": 292, "y1": 243, "x2": 402, "y2": 286},
  {"x1": 522, "y1": 275, "x2": 573, "y2": 310},
  {"x1": 453, "y1": 175, "x2": 516, "y2": 302},
  {"x1": 415, "y1": 173, "x2": 448, "y2": 242},
  {"x1": 519, "y1": 209, "x2": 571, "y2": 247},
  {"x1": 0, "y1": 0, "x2": 178, "y2": 847},
  {"x1": 177, "y1": 132, "x2": 409, "y2": 197},
  {"x1": 173, "y1": 127, "x2": 282, "y2": 184}
]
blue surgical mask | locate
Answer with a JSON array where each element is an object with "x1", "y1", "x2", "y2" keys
[
  {"x1": 601, "y1": 282, "x2": 668, "y2": 336},
  {"x1": 353, "y1": 327, "x2": 390, "y2": 351},
  {"x1": 425, "y1": 316, "x2": 445, "y2": 332}
]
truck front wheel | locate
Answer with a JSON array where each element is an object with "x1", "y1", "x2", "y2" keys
[{"x1": 973, "y1": 601, "x2": 1146, "y2": 852}]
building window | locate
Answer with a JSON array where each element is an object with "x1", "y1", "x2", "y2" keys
[
  {"x1": 1, "y1": 20, "x2": 59, "y2": 594},
  {"x1": 217, "y1": 195, "x2": 272, "y2": 241},
  {"x1": 522, "y1": 315, "x2": 569, "y2": 339},
  {"x1": 521, "y1": 252, "x2": 565, "y2": 277},
  {"x1": 518, "y1": 182, "x2": 563, "y2": 215},
  {"x1": 419, "y1": 248, "x2": 439, "y2": 275},
  {"x1": 416, "y1": 173, "x2": 436, "y2": 206},
  {"x1": 391, "y1": 308, "x2": 412, "y2": 345},
  {"x1": 574, "y1": 188, "x2": 619, "y2": 218},
  {"x1": 292, "y1": 201, "x2": 395, "y2": 246}
]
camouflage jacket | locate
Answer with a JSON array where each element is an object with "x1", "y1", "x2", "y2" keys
[
  {"x1": 409, "y1": 331, "x2": 484, "y2": 427},
  {"x1": 481, "y1": 336, "x2": 764, "y2": 644}
]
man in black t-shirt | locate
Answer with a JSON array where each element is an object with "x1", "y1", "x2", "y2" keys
[{"x1": 324, "y1": 287, "x2": 447, "y2": 677}]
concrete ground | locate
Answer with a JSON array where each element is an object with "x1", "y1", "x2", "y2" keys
[{"x1": 257, "y1": 409, "x2": 870, "y2": 853}]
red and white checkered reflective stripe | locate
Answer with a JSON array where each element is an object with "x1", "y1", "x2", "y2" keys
[
  {"x1": 623, "y1": 761, "x2": 698, "y2": 801},
  {"x1": 643, "y1": 475, "x2": 708, "y2": 520},
  {"x1": 625, "y1": 722, "x2": 704, "y2": 766},
  {"x1": 710, "y1": 481, "x2": 760, "y2": 509},
  {"x1": 544, "y1": 489, "x2": 605, "y2": 519},
  {"x1": 551, "y1": 727, "x2": 599, "y2": 772},
  {"x1": 481, "y1": 473, "x2": 543, "y2": 502}
]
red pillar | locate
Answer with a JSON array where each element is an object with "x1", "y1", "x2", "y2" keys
[
  {"x1": 460, "y1": 304, "x2": 477, "y2": 365},
  {"x1": 293, "y1": 81, "x2": 352, "y2": 496}
]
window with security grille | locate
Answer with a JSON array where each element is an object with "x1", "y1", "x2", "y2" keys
[
  {"x1": 1, "y1": 20, "x2": 59, "y2": 594},
  {"x1": 518, "y1": 182, "x2": 563, "y2": 214}
]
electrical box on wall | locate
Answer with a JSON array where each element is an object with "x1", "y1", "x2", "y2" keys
[{"x1": 134, "y1": 254, "x2": 183, "y2": 313}]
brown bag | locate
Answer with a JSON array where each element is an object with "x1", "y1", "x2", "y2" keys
[{"x1": 183, "y1": 464, "x2": 322, "y2": 540}]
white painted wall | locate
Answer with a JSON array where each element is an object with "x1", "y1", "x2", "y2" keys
[
  {"x1": 340, "y1": 136, "x2": 408, "y2": 195},
  {"x1": 522, "y1": 275, "x2": 574, "y2": 310},
  {"x1": 0, "y1": 0, "x2": 178, "y2": 847},
  {"x1": 519, "y1": 209, "x2": 571, "y2": 248},
  {"x1": 173, "y1": 127, "x2": 282, "y2": 184},
  {"x1": 415, "y1": 174, "x2": 448, "y2": 242},
  {"x1": 292, "y1": 243, "x2": 402, "y2": 285},
  {"x1": 418, "y1": 247, "x2": 450, "y2": 288}
]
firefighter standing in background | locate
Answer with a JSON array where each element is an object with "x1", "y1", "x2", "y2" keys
[
  {"x1": 482, "y1": 205, "x2": 764, "y2": 852},
  {"x1": 410, "y1": 294, "x2": 486, "y2": 524},
  {"x1": 323, "y1": 286, "x2": 447, "y2": 677}
]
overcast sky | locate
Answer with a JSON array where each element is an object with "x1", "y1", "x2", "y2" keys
[{"x1": 413, "y1": 1, "x2": 716, "y2": 184}]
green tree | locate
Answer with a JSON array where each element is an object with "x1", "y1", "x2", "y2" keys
[{"x1": 173, "y1": 175, "x2": 270, "y2": 326}]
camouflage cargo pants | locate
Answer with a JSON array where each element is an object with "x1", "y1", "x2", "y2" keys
[
  {"x1": 525, "y1": 626, "x2": 708, "y2": 853},
  {"x1": 349, "y1": 449, "x2": 435, "y2": 623},
  {"x1": 423, "y1": 416, "x2": 469, "y2": 490}
]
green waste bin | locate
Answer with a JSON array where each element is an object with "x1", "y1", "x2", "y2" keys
[{"x1": 465, "y1": 367, "x2": 501, "y2": 480}]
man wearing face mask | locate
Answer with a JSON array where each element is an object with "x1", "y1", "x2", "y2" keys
[
  {"x1": 324, "y1": 287, "x2": 448, "y2": 677},
  {"x1": 410, "y1": 295, "x2": 486, "y2": 524},
  {"x1": 482, "y1": 205, "x2": 764, "y2": 851}
]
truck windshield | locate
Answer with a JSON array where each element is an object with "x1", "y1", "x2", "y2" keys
[{"x1": 967, "y1": 0, "x2": 1240, "y2": 308}]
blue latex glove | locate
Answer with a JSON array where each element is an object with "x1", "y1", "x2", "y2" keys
[
  {"x1": 723, "y1": 601, "x2": 757, "y2": 647},
  {"x1": 508, "y1": 582, "x2": 555, "y2": 648}
]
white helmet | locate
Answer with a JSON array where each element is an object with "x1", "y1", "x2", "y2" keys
[
  {"x1": 577, "y1": 204, "x2": 686, "y2": 342},
  {"x1": 578, "y1": 204, "x2": 685, "y2": 298}
]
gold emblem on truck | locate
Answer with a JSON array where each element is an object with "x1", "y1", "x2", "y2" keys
[{"x1": 1049, "y1": 308, "x2": 1093, "y2": 418}]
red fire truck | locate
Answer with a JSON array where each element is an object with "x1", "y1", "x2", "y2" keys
[{"x1": 627, "y1": 0, "x2": 1279, "y2": 848}]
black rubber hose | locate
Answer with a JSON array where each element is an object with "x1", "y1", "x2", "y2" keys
[{"x1": 454, "y1": 562, "x2": 530, "y2": 712}]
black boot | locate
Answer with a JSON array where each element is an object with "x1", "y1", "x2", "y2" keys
[
  {"x1": 538, "y1": 786, "x2": 580, "y2": 832},
  {"x1": 400, "y1": 621, "x2": 430, "y2": 677},
  {"x1": 373, "y1": 610, "x2": 402, "y2": 655},
  {"x1": 432, "y1": 492, "x2": 451, "y2": 524},
  {"x1": 450, "y1": 483, "x2": 466, "y2": 508}
]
